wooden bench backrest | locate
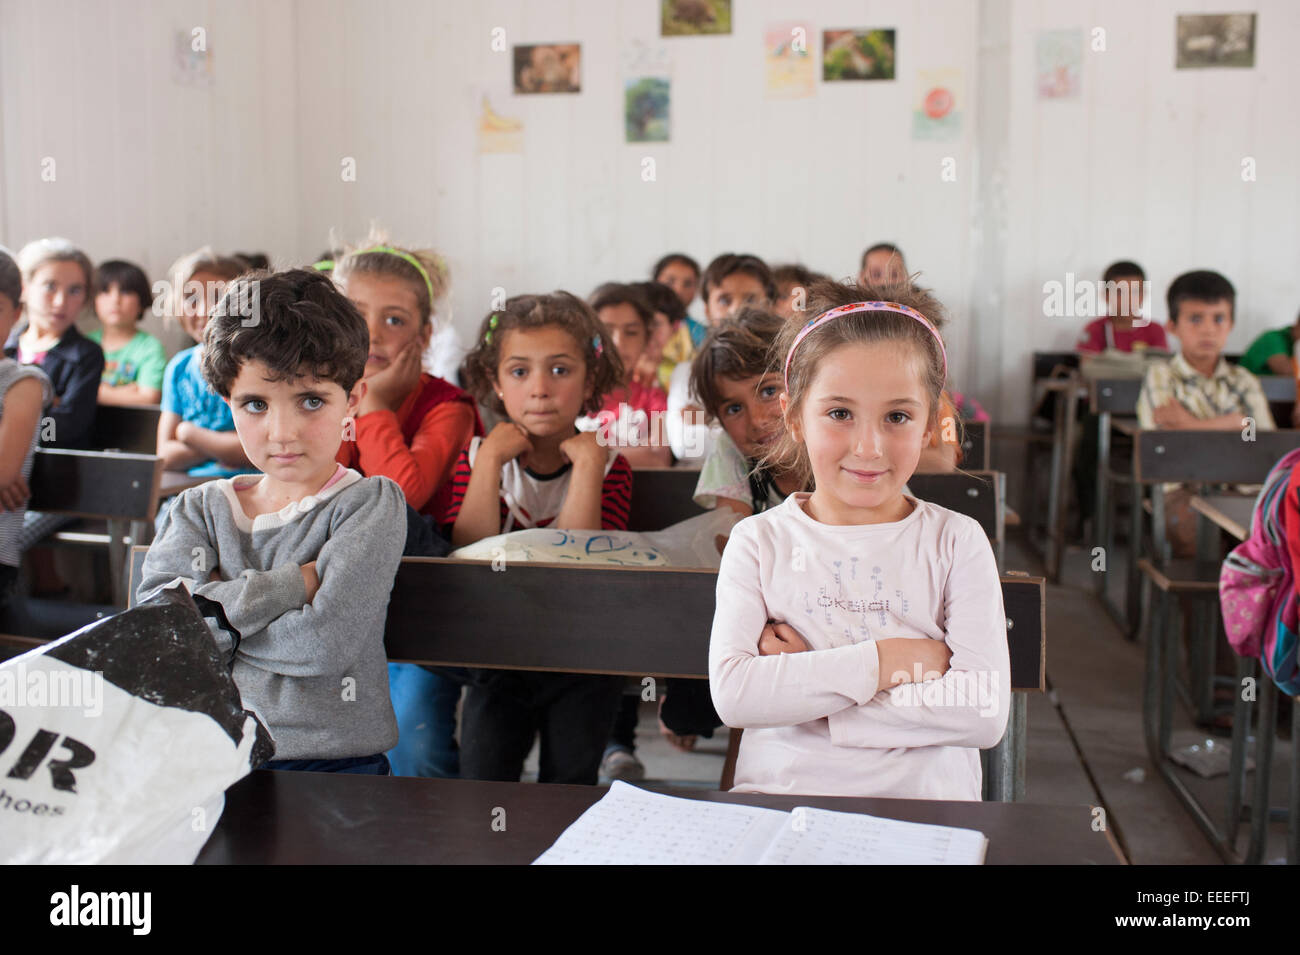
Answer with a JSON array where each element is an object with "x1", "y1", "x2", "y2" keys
[
  {"x1": 1133, "y1": 430, "x2": 1300, "y2": 484},
  {"x1": 626, "y1": 467, "x2": 707, "y2": 531},
  {"x1": 960, "y1": 420, "x2": 989, "y2": 471},
  {"x1": 630, "y1": 467, "x2": 1005, "y2": 540},
  {"x1": 906, "y1": 470, "x2": 1003, "y2": 540},
  {"x1": 30, "y1": 448, "x2": 163, "y2": 521},
  {"x1": 127, "y1": 547, "x2": 1045, "y2": 691},
  {"x1": 1090, "y1": 378, "x2": 1143, "y2": 415},
  {"x1": 1033, "y1": 351, "x2": 1080, "y2": 380},
  {"x1": 91, "y1": 404, "x2": 161, "y2": 454},
  {"x1": 1091, "y1": 376, "x2": 1294, "y2": 416}
]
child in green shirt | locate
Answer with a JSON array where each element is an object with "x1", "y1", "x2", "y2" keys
[{"x1": 89, "y1": 259, "x2": 167, "y2": 405}]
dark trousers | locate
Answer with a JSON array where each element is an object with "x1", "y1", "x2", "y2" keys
[
  {"x1": 608, "y1": 693, "x2": 640, "y2": 753},
  {"x1": 460, "y1": 671, "x2": 625, "y2": 785}
]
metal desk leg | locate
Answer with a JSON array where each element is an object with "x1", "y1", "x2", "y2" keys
[
  {"x1": 1245, "y1": 676, "x2": 1277, "y2": 865},
  {"x1": 1125, "y1": 481, "x2": 1146, "y2": 640},
  {"x1": 1225, "y1": 657, "x2": 1252, "y2": 854},
  {"x1": 1290, "y1": 694, "x2": 1299, "y2": 865},
  {"x1": 981, "y1": 693, "x2": 1027, "y2": 803},
  {"x1": 106, "y1": 517, "x2": 125, "y2": 607},
  {"x1": 1046, "y1": 388, "x2": 1067, "y2": 580},
  {"x1": 1093, "y1": 410, "x2": 1111, "y2": 598},
  {"x1": 1193, "y1": 505, "x2": 1221, "y2": 725}
]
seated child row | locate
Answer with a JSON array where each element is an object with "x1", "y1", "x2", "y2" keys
[
  {"x1": 1072, "y1": 262, "x2": 1297, "y2": 555},
  {"x1": 118, "y1": 260, "x2": 1007, "y2": 800}
]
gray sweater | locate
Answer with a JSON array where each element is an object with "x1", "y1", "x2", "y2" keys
[
  {"x1": 137, "y1": 469, "x2": 405, "y2": 760},
  {"x1": 0, "y1": 359, "x2": 53, "y2": 568}
]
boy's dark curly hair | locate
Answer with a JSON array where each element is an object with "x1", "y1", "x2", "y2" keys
[
  {"x1": 462, "y1": 291, "x2": 624, "y2": 419},
  {"x1": 201, "y1": 267, "x2": 369, "y2": 398}
]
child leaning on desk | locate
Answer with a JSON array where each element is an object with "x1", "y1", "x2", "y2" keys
[
  {"x1": 137, "y1": 268, "x2": 407, "y2": 774},
  {"x1": 445, "y1": 292, "x2": 633, "y2": 785},
  {"x1": 1136, "y1": 270, "x2": 1275, "y2": 558},
  {"x1": 708, "y1": 279, "x2": 1010, "y2": 800}
]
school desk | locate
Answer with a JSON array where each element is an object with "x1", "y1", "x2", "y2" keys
[
  {"x1": 160, "y1": 470, "x2": 214, "y2": 497},
  {"x1": 30, "y1": 447, "x2": 163, "y2": 605},
  {"x1": 1190, "y1": 494, "x2": 1253, "y2": 543},
  {"x1": 193, "y1": 772, "x2": 1124, "y2": 865},
  {"x1": 1145, "y1": 486, "x2": 1297, "y2": 864},
  {"x1": 1029, "y1": 374, "x2": 1087, "y2": 584}
]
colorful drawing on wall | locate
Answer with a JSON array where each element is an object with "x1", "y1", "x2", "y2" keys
[
  {"x1": 765, "y1": 22, "x2": 814, "y2": 98},
  {"x1": 1176, "y1": 14, "x2": 1256, "y2": 69},
  {"x1": 661, "y1": 0, "x2": 731, "y2": 36},
  {"x1": 172, "y1": 29, "x2": 213, "y2": 87},
  {"x1": 513, "y1": 44, "x2": 581, "y2": 93},
  {"x1": 822, "y1": 30, "x2": 896, "y2": 82},
  {"x1": 625, "y1": 78, "x2": 670, "y2": 143},
  {"x1": 912, "y1": 69, "x2": 962, "y2": 141},
  {"x1": 1036, "y1": 29, "x2": 1082, "y2": 98},
  {"x1": 478, "y1": 96, "x2": 523, "y2": 154}
]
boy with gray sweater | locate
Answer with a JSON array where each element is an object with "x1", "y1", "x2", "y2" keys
[{"x1": 137, "y1": 269, "x2": 406, "y2": 774}]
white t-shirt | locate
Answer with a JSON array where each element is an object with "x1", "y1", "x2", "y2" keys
[
  {"x1": 693, "y1": 430, "x2": 785, "y2": 513},
  {"x1": 708, "y1": 492, "x2": 1010, "y2": 800},
  {"x1": 665, "y1": 361, "x2": 719, "y2": 462},
  {"x1": 465, "y1": 435, "x2": 621, "y2": 532}
]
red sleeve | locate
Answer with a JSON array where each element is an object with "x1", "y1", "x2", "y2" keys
[
  {"x1": 600, "y1": 454, "x2": 634, "y2": 530},
  {"x1": 352, "y1": 401, "x2": 477, "y2": 511},
  {"x1": 644, "y1": 384, "x2": 668, "y2": 415},
  {"x1": 1142, "y1": 322, "x2": 1169, "y2": 350},
  {"x1": 1076, "y1": 319, "x2": 1105, "y2": 353},
  {"x1": 440, "y1": 444, "x2": 475, "y2": 531}
]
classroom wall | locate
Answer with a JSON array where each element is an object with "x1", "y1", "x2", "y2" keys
[
  {"x1": 0, "y1": 0, "x2": 301, "y2": 355},
  {"x1": 2, "y1": 0, "x2": 1297, "y2": 422},
  {"x1": 291, "y1": 0, "x2": 983, "y2": 396},
  {"x1": 996, "y1": 0, "x2": 1300, "y2": 418}
]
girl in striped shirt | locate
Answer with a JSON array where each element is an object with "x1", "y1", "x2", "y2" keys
[{"x1": 446, "y1": 292, "x2": 633, "y2": 784}]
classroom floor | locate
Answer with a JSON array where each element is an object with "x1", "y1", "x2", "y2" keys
[{"x1": 523, "y1": 531, "x2": 1295, "y2": 866}]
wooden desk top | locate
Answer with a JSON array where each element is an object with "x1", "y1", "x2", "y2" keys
[
  {"x1": 1112, "y1": 418, "x2": 1140, "y2": 437},
  {"x1": 160, "y1": 471, "x2": 216, "y2": 496},
  {"x1": 1191, "y1": 494, "x2": 1254, "y2": 542},
  {"x1": 195, "y1": 772, "x2": 1124, "y2": 865}
]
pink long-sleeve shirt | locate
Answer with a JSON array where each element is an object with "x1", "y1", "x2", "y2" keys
[{"x1": 708, "y1": 492, "x2": 1010, "y2": 801}]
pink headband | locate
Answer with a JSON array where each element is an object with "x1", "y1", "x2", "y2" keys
[{"x1": 782, "y1": 301, "x2": 948, "y2": 392}]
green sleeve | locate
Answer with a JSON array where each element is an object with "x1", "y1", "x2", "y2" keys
[
  {"x1": 1239, "y1": 327, "x2": 1292, "y2": 375},
  {"x1": 133, "y1": 333, "x2": 169, "y2": 392}
]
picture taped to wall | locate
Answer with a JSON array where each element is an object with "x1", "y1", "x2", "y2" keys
[
  {"x1": 661, "y1": 0, "x2": 731, "y2": 36},
  {"x1": 765, "y1": 22, "x2": 815, "y2": 98},
  {"x1": 913, "y1": 69, "x2": 962, "y2": 141},
  {"x1": 1036, "y1": 29, "x2": 1081, "y2": 99},
  {"x1": 626, "y1": 78, "x2": 670, "y2": 143},
  {"x1": 823, "y1": 30, "x2": 896, "y2": 82},
  {"x1": 479, "y1": 95, "x2": 524, "y2": 154},
  {"x1": 1175, "y1": 13, "x2": 1256, "y2": 69},
  {"x1": 513, "y1": 44, "x2": 581, "y2": 93},
  {"x1": 173, "y1": 28, "x2": 213, "y2": 87}
]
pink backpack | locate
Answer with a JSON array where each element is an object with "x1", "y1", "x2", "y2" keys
[{"x1": 1219, "y1": 448, "x2": 1300, "y2": 693}]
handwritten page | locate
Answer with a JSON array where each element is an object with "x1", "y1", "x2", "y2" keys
[
  {"x1": 758, "y1": 806, "x2": 987, "y2": 865},
  {"x1": 533, "y1": 782, "x2": 786, "y2": 865},
  {"x1": 533, "y1": 782, "x2": 988, "y2": 865}
]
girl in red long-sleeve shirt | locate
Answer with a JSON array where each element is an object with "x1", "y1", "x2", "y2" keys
[
  {"x1": 332, "y1": 238, "x2": 481, "y2": 525},
  {"x1": 330, "y1": 237, "x2": 482, "y2": 780}
]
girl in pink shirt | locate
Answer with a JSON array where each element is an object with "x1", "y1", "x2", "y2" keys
[{"x1": 708, "y1": 280, "x2": 1010, "y2": 800}]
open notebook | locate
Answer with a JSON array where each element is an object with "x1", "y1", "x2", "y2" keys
[{"x1": 533, "y1": 781, "x2": 988, "y2": 865}]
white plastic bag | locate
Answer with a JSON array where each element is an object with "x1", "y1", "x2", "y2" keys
[
  {"x1": 0, "y1": 583, "x2": 273, "y2": 864},
  {"x1": 450, "y1": 509, "x2": 742, "y2": 570}
]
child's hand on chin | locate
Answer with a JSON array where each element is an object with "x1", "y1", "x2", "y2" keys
[
  {"x1": 558, "y1": 429, "x2": 606, "y2": 470},
  {"x1": 758, "y1": 620, "x2": 810, "y2": 655},
  {"x1": 480, "y1": 420, "x2": 533, "y2": 465}
]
